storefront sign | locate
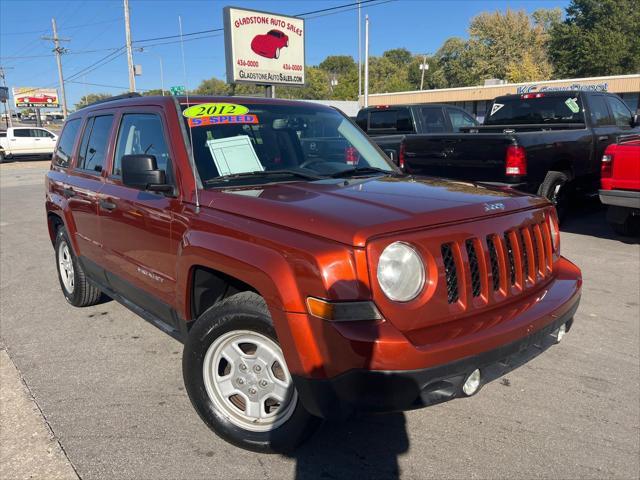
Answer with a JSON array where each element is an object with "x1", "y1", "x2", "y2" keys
[
  {"x1": 223, "y1": 6, "x2": 305, "y2": 86},
  {"x1": 12, "y1": 87, "x2": 59, "y2": 108},
  {"x1": 516, "y1": 83, "x2": 608, "y2": 94}
]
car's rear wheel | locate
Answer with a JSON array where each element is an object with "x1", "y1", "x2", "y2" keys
[
  {"x1": 54, "y1": 227, "x2": 102, "y2": 307},
  {"x1": 538, "y1": 171, "x2": 571, "y2": 223},
  {"x1": 183, "y1": 291, "x2": 320, "y2": 453}
]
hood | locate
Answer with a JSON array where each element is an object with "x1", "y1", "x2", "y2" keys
[{"x1": 200, "y1": 176, "x2": 547, "y2": 247}]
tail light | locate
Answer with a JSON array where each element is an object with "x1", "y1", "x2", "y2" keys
[
  {"x1": 601, "y1": 153, "x2": 613, "y2": 179},
  {"x1": 399, "y1": 142, "x2": 406, "y2": 170},
  {"x1": 505, "y1": 145, "x2": 527, "y2": 176},
  {"x1": 521, "y1": 93, "x2": 545, "y2": 99},
  {"x1": 345, "y1": 146, "x2": 359, "y2": 165}
]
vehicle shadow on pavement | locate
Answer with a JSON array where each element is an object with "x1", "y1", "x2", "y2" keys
[
  {"x1": 290, "y1": 412, "x2": 409, "y2": 480},
  {"x1": 561, "y1": 199, "x2": 639, "y2": 244}
]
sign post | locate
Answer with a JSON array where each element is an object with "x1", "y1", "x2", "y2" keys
[{"x1": 223, "y1": 6, "x2": 305, "y2": 97}]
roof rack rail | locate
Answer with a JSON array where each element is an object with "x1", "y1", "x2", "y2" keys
[{"x1": 80, "y1": 92, "x2": 142, "y2": 109}]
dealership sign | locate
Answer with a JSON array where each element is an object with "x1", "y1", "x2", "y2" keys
[
  {"x1": 516, "y1": 83, "x2": 608, "y2": 94},
  {"x1": 12, "y1": 87, "x2": 59, "y2": 108},
  {"x1": 223, "y1": 6, "x2": 305, "y2": 86}
]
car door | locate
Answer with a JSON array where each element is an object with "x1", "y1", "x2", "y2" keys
[
  {"x1": 99, "y1": 109, "x2": 179, "y2": 325},
  {"x1": 8, "y1": 128, "x2": 33, "y2": 154},
  {"x1": 586, "y1": 94, "x2": 618, "y2": 176},
  {"x1": 65, "y1": 114, "x2": 115, "y2": 263},
  {"x1": 32, "y1": 128, "x2": 57, "y2": 154}
]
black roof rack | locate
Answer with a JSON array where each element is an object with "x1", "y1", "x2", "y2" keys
[{"x1": 80, "y1": 92, "x2": 142, "y2": 109}]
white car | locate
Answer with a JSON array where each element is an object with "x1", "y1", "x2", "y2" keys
[{"x1": 0, "y1": 127, "x2": 58, "y2": 162}]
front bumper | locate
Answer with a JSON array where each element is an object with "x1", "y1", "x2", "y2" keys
[
  {"x1": 293, "y1": 301, "x2": 577, "y2": 419},
  {"x1": 599, "y1": 189, "x2": 640, "y2": 210}
]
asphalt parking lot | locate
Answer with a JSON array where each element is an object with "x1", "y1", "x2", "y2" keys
[{"x1": 1, "y1": 160, "x2": 639, "y2": 480}]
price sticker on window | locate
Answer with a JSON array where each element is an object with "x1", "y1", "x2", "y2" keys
[{"x1": 183, "y1": 103, "x2": 249, "y2": 119}]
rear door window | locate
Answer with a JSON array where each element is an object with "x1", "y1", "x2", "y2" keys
[
  {"x1": 12, "y1": 129, "x2": 30, "y2": 137},
  {"x1": 76, "y1": 115, "x2": 114, "y2": 173},
  {"x1": 53, "y1": 118, "x2": 81, "y2": 168},
  {"x1": 420, "y1": 107, "x2": 447, "y2": 133}
]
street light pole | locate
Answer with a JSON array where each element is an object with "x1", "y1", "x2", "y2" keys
[
  {"x1": 123, "y1": 0, "x2": 136, "y2": 92},
  {"x1": 419, "y1": 55, "x2": 429, "y2": 91},
  {"x1": 364, "y1": 15, "x2": 369, "y2": 108},
  {"x1": 357, "y1": 0, "x2": 362, "y2": 102},
  {"x1": 0, "y1": 66, "x2": 14, "y2": 128},
  {"x1": 136, "y1": 48, "x2": 165, "y2": 95}
]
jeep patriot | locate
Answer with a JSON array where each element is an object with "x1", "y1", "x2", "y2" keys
[{"x1": 45, "y1": 94, "x2": 582, "y2": 452}]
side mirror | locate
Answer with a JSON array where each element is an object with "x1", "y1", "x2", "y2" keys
[
  {"x1": 632, "y1": 113, "x2": 639, "y2": 128},
  {"x1": 121, "y1": 154, "x2": 172, "y2": 193}
]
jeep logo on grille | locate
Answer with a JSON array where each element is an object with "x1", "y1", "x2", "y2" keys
[{"x1": 484, "y1": 202, "x2": 506, "y2": 212}]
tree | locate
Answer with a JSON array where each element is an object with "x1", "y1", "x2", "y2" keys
[
  {"x1": 142, "y1": 88, "x2": 165, "y2": 96},
  {"x1": 368, "y1": 56, "x2": 412, "y2": 93},
  {"x1": 319, "y1": 55, "x2": 357, "y2": 76},
  {"x1": 75, "y1": 93, "x2": 112, "y2": 110},
  {"x1": 195, "y1": 77, "x2": 231, "y2": 96},
  {"x1": 434, "y1": 37, "x2": 478, "y2": 87},
  {"x1": 548, "y1": 0, "x2": 640, "y2": 77},
  {"x1": 382, "y1": 48, "x2": 413, "y2": 67}
]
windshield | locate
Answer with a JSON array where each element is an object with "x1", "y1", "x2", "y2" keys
[
  {"x1": 181, "y1": 101, "x2": 395, "y2": 186},
  {"x1": 484, "y1": 95, "x2": 586, "y2": 125}
]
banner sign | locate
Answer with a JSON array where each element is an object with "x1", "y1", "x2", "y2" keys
[
  {"x1": 516, "y1": 83, "x2": 608, "y2": 94},
  {"x1": 223, "y1": 6, "x2": 305, "y2": 86},
  {"x1": 12, "y1": 87, "x2": 59, "y2": 108}
]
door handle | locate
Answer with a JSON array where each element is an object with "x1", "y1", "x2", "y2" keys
[
  {"x1": 99, "y1": 199, "x2": 117, "y2": 211},
  {"x1": 598, "y1": 135, "x2": 609, "y2": 141},
  {"x1": 62, "y1": 187, "x2": 75, "y2": 198},
  {"x1": 34, "y1": 138, "x2": 41, "y2": 141}
]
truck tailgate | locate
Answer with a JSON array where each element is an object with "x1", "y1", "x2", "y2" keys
[{"x1": 402, "y1": 133, "x2": 513, "y2": 182}]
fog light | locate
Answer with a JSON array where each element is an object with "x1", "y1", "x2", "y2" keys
[
  {"x1": 462, "y1": 369, "x2": 481, "y2": 396},
  {"x1": 555, "y1": 323, "x2": 567, "y2": 343}
]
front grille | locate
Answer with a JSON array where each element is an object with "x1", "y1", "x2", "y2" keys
[
  {"x1": 439, "y1": 218, "x2": 552, "y2": 307},
  {"x1": 441, "y1": 243, "x2": 459, "y2": 303},
  {"x1": 503, "y1": 233, "x2": 516, "y2": 285},
  {"x1": 486, "y1": 235, "x2": 500, "y2": 291},
  {"x1": 465, "y1": 239, "x2": 482, "y2": 297}
]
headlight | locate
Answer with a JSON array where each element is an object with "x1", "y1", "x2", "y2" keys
[{"x1": 377, "y1": 242, "x2": 425, "y2": 302}]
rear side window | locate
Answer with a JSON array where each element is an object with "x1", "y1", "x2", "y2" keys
[
  {"x1": 113, "y1": 113, "x2": 170, "y2": 177},
  {"x1": 33, "y1": 129, "x2": 54, "y2": 138},
  {"x1": 13, "y1": 129, "x2": 30, "y2": 137},
  {"x1": 606, "y1": 96, "x2": 632, "y2": 128},
  {"x1": 53, "y1": 118, "x2": 81, "y2": 168},
  {"x1": 421, "y1": 107, "x2": 447, "y2": 133},
  {"x1": 368, "y1": 108, "x2": 413, "y2": 132},
  {"x1": 589, "y1": 96, "x2": 613, "y2": 126},
  {"x1": 485, "y1": 96, "x2": 585, "y2": 125},
  {"x1": 76, "y1": 115, "x2": 113, "y2": 173}
]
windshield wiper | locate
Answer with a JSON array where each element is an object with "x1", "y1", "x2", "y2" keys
[
  {"x1": 205, "y1": 169, "x2": 324, "y2": 184},
  {"x1": 330, "y1": 166, "x2": 392, "y2": 178}
]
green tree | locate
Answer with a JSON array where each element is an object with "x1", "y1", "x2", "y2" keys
[
  {"x1": 75, "y1": 93, "x2": 112, "y2": 110},
  {"x1": 434, "y1": 37, "x2": 478, "y2": 87},
  {"x1": 142, "y1": 88, "x2": 165, "y2": 96},
  {"x1": 319, "y1": 55, "x2": 357, "y2": 76},
  {"x1": 278, "y1": 67, "x2": 332, "y2": 100},
  {"x1": 195, "y1": 77, "x2": 231, "y2": 96},
  {"x1": 548, "y1": 0, "x2": 640, "y2": 77},
  {"x1": 368, "y1": 56, "x2": 412, "y2": 93},
  {"x1": 382, "y1": 48, "x2": 413, "y2": 67}
]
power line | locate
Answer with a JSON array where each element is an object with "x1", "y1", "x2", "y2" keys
[
  {"x1": 66, "y1": 80, "x2": 129, "y2": 90},
  {"x1": 65, "y1": 48, "x2": 126, "y2": 82}
]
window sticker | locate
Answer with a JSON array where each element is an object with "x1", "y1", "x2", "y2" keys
[
  {"x1": 188, "y1": 114, "x2": 259, "y2": 128},
  {"x1": 183, "y1": 102, "x2": 249, "y2": 118},
  {"x1": 564, "y1": 97, "x2": 580, "y2": 113},
  {"x1": 490, "y1": 103, "x2": 504, "y2": 116},
  {"x1": 205, "y1": 135, "x2": 263, "y2": 176}
]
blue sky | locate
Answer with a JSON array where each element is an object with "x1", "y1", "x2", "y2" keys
[{"x1": 0, "y1": 0, "x2": 569, "y2": 109}]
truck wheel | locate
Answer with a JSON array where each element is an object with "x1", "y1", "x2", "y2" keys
[
  {"x1": 183, "y1": 291, "x2": 321, "y2": 453},
  {"x1": 54, "y1": 227, "x2": 102, "y2": 307},
  {"x1": 0, "y1": 150, "x2": 6, "y2": 163},
  {"x1": 538, "y1": 171, "x2": 570, "y2": 222}
]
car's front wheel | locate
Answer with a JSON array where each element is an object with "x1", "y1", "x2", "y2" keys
[
  {"x1": 182, "y1": 291, "x2": 320, "y2": 453},
  {"x1": 274, "y1": 48, "x2": 280, "y2": 59}
]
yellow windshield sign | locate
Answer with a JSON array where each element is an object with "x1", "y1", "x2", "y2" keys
[{"x1": 183, "y1": 103, "x2": 249, "y2": 118}]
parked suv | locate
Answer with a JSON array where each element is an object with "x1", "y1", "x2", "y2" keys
[{"x1": 46, "y1": 94, "x2": 582, "y2": 452}]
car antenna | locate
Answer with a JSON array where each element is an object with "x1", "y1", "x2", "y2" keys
[{"x1": 179, "y1": 15, "x2": 200, "y2": 213}]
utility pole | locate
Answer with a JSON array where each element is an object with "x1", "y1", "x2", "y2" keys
[
  {"x1": 364, "y1": 15, "x2": 369, "y2": 108},
  {"x1": 42, "y1": 18, "x2": 70, "y2": 118},
  {"x1": 419, "y1": 55, "x2": 429, "y2": 91},
  {"x1": 0, "y1": 66, "x2": 14, "y2": 128},
  {"x1": 123, "y1": 0, "x2": 136, "y2": 92},
  {"x1": 357, "y1": 0, "x2": 362, "y2": 102}
]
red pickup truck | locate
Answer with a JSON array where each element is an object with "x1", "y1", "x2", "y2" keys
[
  {"x1": 599, "y1": 136, "x2": 640, "y2": 236},
  {"x1": 45, "y1": 94, "x2": 581, "y2": 452}
]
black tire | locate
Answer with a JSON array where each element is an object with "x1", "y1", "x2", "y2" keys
[
  {"x1": 611, "y1": 218, "x2": 640, "y2": 237},
  {"x1": 54, "y1": 227, "x2": 102, "y2": 307},
  {"x1": 183, "y1": 291, "x2": 321, "y2": 453},
  {"x1": 274, "y1": 48, "x2": 280, "y2": 59},
  {"x1": 0, "y1": 150, "x2": 6, "y2": 163},
  {"x1": 538, "y1": 171, "x2": 570, "y2": 223}
]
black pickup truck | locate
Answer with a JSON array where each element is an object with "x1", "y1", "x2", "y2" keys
[{"x1": 358, "y1": 92, "x2": 639, "y2": 217}]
